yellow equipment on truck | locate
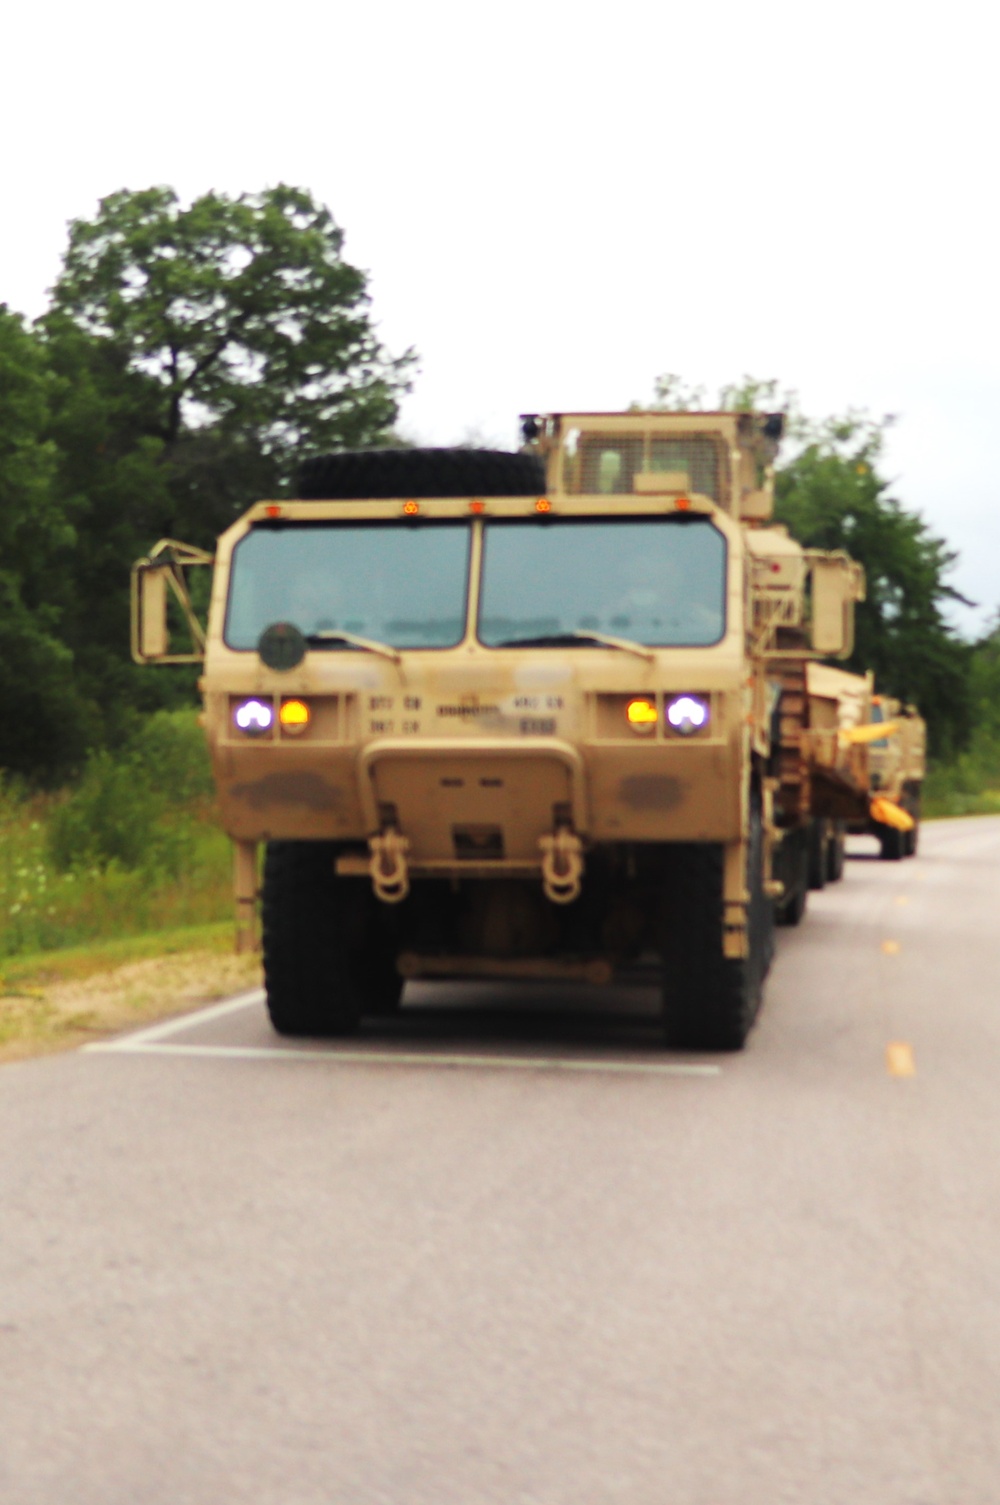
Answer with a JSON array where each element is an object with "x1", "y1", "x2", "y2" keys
[
  {"x1": 132, "y1": 410, "x2": 864, "y2": 1049},
  {"x1": 802, "y1": 666, "x2": 925, "y2": 863}
]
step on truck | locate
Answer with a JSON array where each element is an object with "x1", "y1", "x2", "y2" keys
[{"x1": 132, "y1": 411, "x2": 865, "y2": 1049}]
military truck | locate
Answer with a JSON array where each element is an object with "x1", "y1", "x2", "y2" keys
[
  {"x1": 856, "y1": 693, "x2": 926, "y2": 858},
  {"x1": 132, "y1": 411, "x2": 864, "y2": 1049},
  {"x1": 803, "y1": 665, "x2": 925, "y2": 865}
]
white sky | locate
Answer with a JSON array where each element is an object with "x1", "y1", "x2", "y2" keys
[{"x1": 4, "y1": 0, "x2": 998, "y2": 634}]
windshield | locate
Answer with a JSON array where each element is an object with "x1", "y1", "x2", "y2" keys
[
  {"x1": 224, "y1": 521, "x2": 470, "y2": 650},
  {"x1": 478, "y1": 516, "x2": 726, "y2": 648}
]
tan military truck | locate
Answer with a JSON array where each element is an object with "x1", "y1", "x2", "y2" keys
[
  {"x1": 859, "y1": 693, "x2": 926, "y2": 857},
  {"x1": 802, "y1": 665, "x2": 925, "y2": 864},
  {"x1": 132, "y1": 413, "x2": 863, "y2": 1049}
]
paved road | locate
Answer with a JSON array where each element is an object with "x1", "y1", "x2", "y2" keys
[{"x1": 3, "y1": 817, "x2": 1000, "y2": 1505}]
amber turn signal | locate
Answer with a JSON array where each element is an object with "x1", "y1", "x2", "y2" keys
[
  {"x1": 626, "y1": 698, "x2": 658, "y2": 734},
  {"x1": 279, "y1": 699, "x2": 310, "y2": 735}
]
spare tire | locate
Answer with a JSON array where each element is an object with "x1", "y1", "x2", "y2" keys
[{"x1": 297, "y1": 447, "x2": 547, "y2": 500}]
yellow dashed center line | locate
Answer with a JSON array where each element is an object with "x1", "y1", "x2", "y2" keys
[
  {"x1": 886, "y1": 1041, "x2": 916, "y2": 1077},
  {"x1": 881, "y1": 939, "x2": 901, "y2": 955},
  {"x1": 893, "y1": 895, "x2": 910, "y2": 906}
]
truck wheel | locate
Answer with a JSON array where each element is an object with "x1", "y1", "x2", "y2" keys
[
  {"x1": 776, "y1": 827, "x2": 809, "y2": 926},
  {"x1": 262, "y1": 841, "x2": 364, "y2": 1036},
  {"x1": 358, "y1": 953, "x2": 405, "y2": 1017},
  {"x1": 807, "y1": 819, "x2": 828, "y2": 890},
  {"x1": 902, "y1": 793, "x2": 920, "y2": 857},
  {"x1": 826, "y1": 822, "x2": 846, "y2": 882},
  {"x1": 660, "y1": 798, "x2": 770, "y2": 1052},
  {"x1": 877, "y1": 824, "x2": 905, "y2": 861},
  {"x1": 297, "y1": 447, "x2": 547, "y2": 500}
]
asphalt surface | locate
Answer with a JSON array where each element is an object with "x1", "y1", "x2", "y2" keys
[{"x1": 3, "y1": 817, "x2": 1000, "y2": 1505}]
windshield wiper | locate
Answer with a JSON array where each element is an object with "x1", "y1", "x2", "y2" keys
[
  {"x1": 494, "y1": 630, "x2": 654, "y2": 663},
  {"x1": 307, "y1": 629, "x2": 402, "y2": 665}
]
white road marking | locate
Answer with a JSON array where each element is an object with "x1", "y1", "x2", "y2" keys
[
  {"x1": 82, "y1": 987, "x2": 721, "y2": 1075},
  {"x1": 84, "y1": 989, "x2": 265, "y2": 1049},
  {"x1": 86, "y1": 1038, "x2": 720, "y2": 1076}
]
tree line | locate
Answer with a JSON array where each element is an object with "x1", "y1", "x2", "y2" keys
[
  {"x1": 0, "y1": 188, "x2": 985, "y2": 785},
  {"x1": 0, "y1": 185, "x2": 413, "y2": 783}
]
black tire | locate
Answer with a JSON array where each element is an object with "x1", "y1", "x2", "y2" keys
[
  {"x1": 297, "y1": 447, "x2": 547, "y2": 501},
  {"x1": 262, "y1": 842, "x2": 401, "y2": 1035},
  {"x1": 660, "y1": 796, "x2": 771, "y2": 1052},
  {"x1": 902, "y1": 792, "x2": 920, "y2": 857},
  {"x1": 877, "y1": 823, "x2": 905, "y2": 861},
  {"x1": 776, "y1": 827, "x2": 809, "y2": 926},
  {"x1": 358, "y1": 953, "x2": 405, "y2": 1017},
  {"x1": 826, "y1": 821, "x2": 846, "y2": 882},
  {"x1": 807, "y1": 819, "x2": 828, "y2": 890}
]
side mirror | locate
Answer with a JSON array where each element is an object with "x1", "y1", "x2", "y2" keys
[
  {"x1": 808, "y1": 553, "x2": 865, "y2": 658},
  {"x1": 131, "y1": 539, "x2": 214, "y2": 664}
]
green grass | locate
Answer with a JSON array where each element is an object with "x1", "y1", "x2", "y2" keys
[
  {"x1": 0, "y1": 710, "x2": 233, "y2": 961},
  {"x1": 0, "y1": 921, "x2": 238, "y2": 992},
  {"x1": 0, "y1": 794, "x2": 232, "y2": 958},
  {"x1": 922, "y1": 733, "x2": 1000, "y2": 818}
]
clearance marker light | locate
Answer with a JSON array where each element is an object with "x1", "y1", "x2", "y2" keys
[
  {"x1": 279, "y1": 699, "x2": 310, "y2": 735},
  {"x1": 469, "y1": 499, "x2": 485, "y2": 514},
  {"x1": 535, "y1": 497, "x2": 552, "y2": 513},
  {"x1": 265, "y1": 504, "x2": 282, "y2": 518},
  {"x1": 626, "y1": 698, "x2": 658, "y2": 734},
  {"x1": 666, "y1": 694, "x2": 710, "y2": 735},
  {"x1": 402, "y1": 499, "x2": 420, "y2": 516},
  {"x1": 234, "y1": 698, "x2": 273, "y2": 735},
  {"x1": 675, "y1": 497, "x2": 691, "y2": 512}
]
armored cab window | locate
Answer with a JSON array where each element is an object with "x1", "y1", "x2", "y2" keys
[
  {"x1": 567, "y1": 433, "x2": 722, "y2": 498},
  {"x1": 479, "y1": 515, "x2": 727, "y2": 648},
  {"x1": 224, "y1": 521, "x2": 471, "y2": 651},
  {"x1": 648, "y1": 438, "x2": 720, "y2": 499},
  {"x1": 577, "y1": 438, "x2": 644, "y2": 494}
]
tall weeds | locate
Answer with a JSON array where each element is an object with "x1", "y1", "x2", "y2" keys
[{"x1": 0, "y1": 711, "x2": 231, "y2": 959}]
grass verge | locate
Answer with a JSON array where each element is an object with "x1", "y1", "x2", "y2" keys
[{"x1": 0, "y1": 922, "x2": 261, "y2": 1065}]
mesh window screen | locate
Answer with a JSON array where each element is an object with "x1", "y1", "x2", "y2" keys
[
  {"x1": 577, "y1": 438, "x2": 645, "y2": 494},
  {"x1": 649, "y1": 438, "x2": 720, "y2": 499},
  {"x1": 570, "y1": 434, "x2": 721, "y2": 497}
]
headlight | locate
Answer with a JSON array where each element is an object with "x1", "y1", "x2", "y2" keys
[
  {"x1": 665, "y1": 694, "x2": 710, "y2": 735},
  {"x1": 234, "y1": 698, "x2": 274, "y2": 735}
]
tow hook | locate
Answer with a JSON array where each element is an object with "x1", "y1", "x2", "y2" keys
[
  {"x1": 539, "y1": 828, "x2": 584, "y2": 905},
  {"x1": 368, "y1": 827, "x2": 410, "y2": 904}
]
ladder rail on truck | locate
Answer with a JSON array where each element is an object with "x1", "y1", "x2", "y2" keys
[{"x1": 131, "y1": 410, "x2": 864, "y2": 1050}]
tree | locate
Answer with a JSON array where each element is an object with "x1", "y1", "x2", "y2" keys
[
  {"x1": 45, "y1": 184, "x2": 414, "y2": 542},
  {"x1": 0, "y1": 306, "x2": 92, "y2": 780},
  {"x1": 29, "y1": 185, "x2": 415, "y2": 745},
  {"x1": 644, "y1": 375, "x2": 973, "y2": 756}
]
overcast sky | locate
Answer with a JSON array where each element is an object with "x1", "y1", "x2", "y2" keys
[{"x1": 4, "y1": 0, "x2": 998, "y2": 633}]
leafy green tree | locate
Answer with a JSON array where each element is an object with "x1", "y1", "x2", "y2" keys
[
  {"x1": 45, "y1": 184, "x2": 414, "y2": 542},
  {"x1": 30, "y1": 185, "x2": 415, "y2": 744},
  {"x1": 0, "y1": 306, "x2": 92, "y2": 781}
]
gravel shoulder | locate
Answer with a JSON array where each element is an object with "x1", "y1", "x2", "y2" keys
[{"x1": 0, "y1": 925, "x2": 260, "y2": 1063}]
